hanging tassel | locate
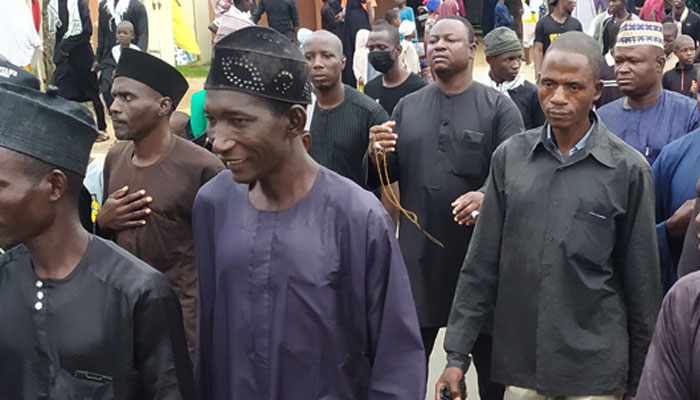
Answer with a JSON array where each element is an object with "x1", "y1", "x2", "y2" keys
[{"x1": 374, "y1": 148, "x2": 444, "y2": 248}]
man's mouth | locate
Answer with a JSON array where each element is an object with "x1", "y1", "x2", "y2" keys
[{"x1": 226, "y1": 158, "x2": 248, "y2": 166}]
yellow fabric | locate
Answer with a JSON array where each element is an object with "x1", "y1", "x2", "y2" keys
[
  {"x1": 341, "y1": 0, "x2": 377, "y2": 10},
  {"x1": 172, "y1": 0, "x2": 201, "y2": 55},
  {"x1": 523, "y1": 12, "x2": 537, "y2": 23}
]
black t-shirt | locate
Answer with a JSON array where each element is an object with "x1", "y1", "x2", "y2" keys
[
  {"x1": 534, "y1": 14, "x2": 583, "y2": 54},
  {"x1": 364, "y1": 73, "x2": 428, "y2": 115},
  {"x1": 663, "y1": 10, "x2": 700, "y2": 46},
  {"x1": 0, "y1": 58, "x2": 40, "y2": 89}
]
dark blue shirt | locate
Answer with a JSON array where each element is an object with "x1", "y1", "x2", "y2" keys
[
  {"x1": 652, "y1": 129, "x2": 700, "y2": 291},
  {"x1": 494, "y1": 1, "x2": 513, "y2": 28},
  {"x1": 598, "y1": 90, "x2": 700, "y2": 165}
]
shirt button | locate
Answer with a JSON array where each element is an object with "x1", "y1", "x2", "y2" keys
[
  {"x1": 547, "y1": 237, "x2": 554, "y2": 241},
  {"x1": 35, "y1": 280, "x2": 43, "y2": 288},
  {"x1": 37, "y1": 291, "x2": 44, "y2": 300},
  {"x1": 441, "y1": 121, "x2": 448, "y2": 126},
  {"x1": 34, "y1": 301, "x2": 43, "y2": 311}
]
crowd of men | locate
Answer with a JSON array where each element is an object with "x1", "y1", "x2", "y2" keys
[{"x1": 6, "y1": 0, "x2": 700, "y2": 397}]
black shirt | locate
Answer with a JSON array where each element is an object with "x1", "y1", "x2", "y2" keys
[
  {"x1": 663, "y1": 62, "x2": 700, "y2": 98},
  {"x1": 601, "y1": 14, "x2": 637, "y2": 55},
  {"x1": 366, "y1": 83, "x2": 524, "y2": 327},
  {"x1": 664, "y1": 10, "x2": 700, "y2": 46},
  {"x1": 444, "y1": 115, "x2": 661, "y2": 396},
  {"x1": 508, "y1": 80, "x2": 546, "y2": 130},
  {"x1": 0, "y1": 57, "x2": 40, "y2": 89},
  {"x1": 595, "y1": 57, "x2": 624, "y2": 109},
  {"x1": 321, "y1": 4, "x2": 342, "y2": 38},
  {"x1": 0, "y1": 236, "x2": 195, "y2": 399},
  {"x1": 534, "y1": 14, "x2": 583, "y2": 54},
  {"x1": 309, "y1": 85, "x2": 389, "y2": 186},
  {"x1": 251, "y1": 0, "x2": 300, "y2": 39},
  {"x1": 364, "y1": 73, "x2": 428, "y2": 115}
]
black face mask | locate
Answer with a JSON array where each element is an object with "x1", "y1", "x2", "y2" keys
[{"x1": 368, "y1": 51, "x2": 395, "y2": 73}]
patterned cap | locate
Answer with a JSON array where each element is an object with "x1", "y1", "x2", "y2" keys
[
  {"x1": 205, "y1": 26, "x2": 312, "y2": 104},
  {"x1": 615, "y1": 21, "x2": 664, "y2": 49}
]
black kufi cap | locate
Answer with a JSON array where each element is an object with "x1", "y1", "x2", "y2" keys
[
  {"x1": 0, "y1": 83, "x2": 97, "y2": 177},
  {"x1": 206, "y1": 26, "x2": 312, "y2": 104},
  {"x1": 114, "y1": 48, "x2": 189, "y2": 108}
]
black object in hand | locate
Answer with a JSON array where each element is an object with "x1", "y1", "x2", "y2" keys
[{"x1": 439, "y1": 379, "x2": 467, "y2": 399}]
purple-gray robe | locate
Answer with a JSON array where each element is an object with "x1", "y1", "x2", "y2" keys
[
  {"x1": 192, "y1": 167, "x2": 425, "y2": 399},
  {"x1": 636, "y1": 271, "x2": 700, "y2": 399}
]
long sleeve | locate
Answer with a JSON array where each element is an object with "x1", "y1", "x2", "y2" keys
[
  {"x1": 251, "y1": 0, "x2": 265, "y2": 24},
  {"x1": 618, "y1": 163, "x2": 662, "y2": 395},
  {"x1": 477, "y1": 92, "x2": 524, "y2": 192},
  {"x1": 192, "y1": 193, "x2": 216, "y2": 400},
  {"x1": 134, "y1": 2, "x2": 150, "y2": 51},
  {"x1": 134, "y1": 275, "x2": 196, "y2": 400},
  {"x1": 364, "y1": 208, "x2": 425, "y2": 399},
  {"x1": 494, "y1": 92, "x2": 526, "y2": 146},
  {"x1": 96, "y1": 5, "x2": 108, "y2": 62},
  {"x1": 443, "y1": 145, "x2": 507, "y2": 371},
  {"x1": 690, "y1": 103, "x2": 700, "y2": 132},
  {"x1": 677, "y1": 198, "x2": 700, "y2": 278},
  {"x1": 652, "y1": 152, "x2": 677, "y2": 285},
  {"x1": 636, "y1": 276, "x2": 699, "y2": 400}
]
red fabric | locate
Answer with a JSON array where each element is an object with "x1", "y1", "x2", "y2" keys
[
  {"x1": 640, "y1": 0, "x2": 665, "y2": 23},
  {"x1": 457, "y1": 0, "x2": 466, "y2": 17},
  {"x1": 437, "y1": 0, "x2": 460, "y2": 20},
  {"x1": 31, "y1": 0, "x2": 40, "y2": 32}
]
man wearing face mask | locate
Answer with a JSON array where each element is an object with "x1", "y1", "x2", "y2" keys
[
  {"x1": 364, "y1": 21, "x2": 427, "y2": 116},
  {"x1": 304, "y1": 30, "x2": 389, "y2": 187},
  {"x1": 364, "y1": 21, "x2": 427, "y2": 225}
]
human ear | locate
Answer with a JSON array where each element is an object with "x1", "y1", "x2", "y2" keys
[
  {"x1": 286, "y1": 105, "x2": 308, "y2": 138},
  {"x1": 46, "y1": 170, "x2": 69, "y2": 202},
  {"x1": 159, "y1": 97, "x2": 174, "y2": 116}
]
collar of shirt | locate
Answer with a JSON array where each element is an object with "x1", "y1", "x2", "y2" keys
[
  {"x1": 674, "y1": 61, "x2": 696, "y2": 71},
  {"x1": 485, "y1": 73, "x2": 525, "y2": 98},
  {"x1": 530, "y1": 112, "x2": 615, "y2": 167}
]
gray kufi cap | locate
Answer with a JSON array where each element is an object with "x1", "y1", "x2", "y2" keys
[
  {"x1": 483, "y1": 27, "x2": 523, "y2": 57},
  {"x1": 0, "y1": 83, "x2": 97, "y2": 177}
]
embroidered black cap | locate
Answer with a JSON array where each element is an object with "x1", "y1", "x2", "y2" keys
[{"x1": 205, "y1": 26, "x2": 312, "y2": 105}]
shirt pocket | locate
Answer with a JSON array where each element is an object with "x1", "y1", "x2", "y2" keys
[
  {"x1": 447, "y1": 130, "x2": 490, "y2": 182},
  {"x1": 566, "y1": 208, "x2": 616, "y2": 269},
  {"x1": 53, "y1": 368, "x2": 115, "y2": 400}
]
